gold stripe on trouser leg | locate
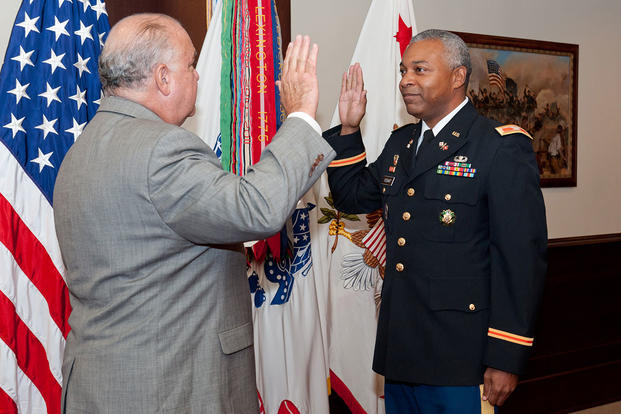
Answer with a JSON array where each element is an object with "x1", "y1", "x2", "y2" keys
[{"x1": 479, "y1": 385, "x2": 495, "y2": 414}]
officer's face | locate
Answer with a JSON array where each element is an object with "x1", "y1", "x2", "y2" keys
[{"x1": 399, "y1": 39, "x2": 463, "y2": 127}]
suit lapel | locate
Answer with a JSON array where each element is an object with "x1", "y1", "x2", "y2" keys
[{"x1": 409, "y1": 102, "x2": 478, "y2": 179}]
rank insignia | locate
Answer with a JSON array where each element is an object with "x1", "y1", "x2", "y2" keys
[
  {"x1": 437, "y1": 161, "x2": 476, "y2": 178},
  {"x1": 495, "y1": 124, "x2": 534, "y2": 140},
  {"x1": 454, "y1": 155, "x2": 468, "y2": 163},
  {"x1": 439, "y1": 209, "x2": 456, "y2": 226},
  {"x1": 439, "y1": 141, "x2": 449, "y2": 151},
  {"x1": 393, "y1": 155, "x2": 399, "y2": 165},
  {"x1": 452, "y1": 131, "x2": 460, "y2": 137}
]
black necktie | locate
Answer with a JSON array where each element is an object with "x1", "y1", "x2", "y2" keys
[{"x1": 416, "y1": 129, "x2": 435, "y2": 159}]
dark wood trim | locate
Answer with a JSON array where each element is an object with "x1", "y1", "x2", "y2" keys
[
  {"x1": 548, "y1": 233, "x2": 621, "y2": 248},
  {"x1": 106, "y1": 0, "x2": 291, "y2": 55},
  {"x1": 275, "y1": 0, "x2": 291, "y2": 47}
]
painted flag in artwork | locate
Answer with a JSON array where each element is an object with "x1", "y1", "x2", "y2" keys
[
  {"x1": 0, "y1": 0, "x2": 109, "y2": 412},
  {"x1": 308, "y1": 0, "x2": 418, "y2": 412},
  {"x1": 486, "y1": 59, "x2": 506, "y2": 93},
  {"x1": 184, "y1": 1, "x2": 330, "y2": 412}
]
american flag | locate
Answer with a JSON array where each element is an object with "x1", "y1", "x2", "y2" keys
[
  {"x1": 486, "y1": 59, "x2": 506, "y2": 93},
  {"x1": 0, "y1": 0, "x2": 109, "y2": 412}
]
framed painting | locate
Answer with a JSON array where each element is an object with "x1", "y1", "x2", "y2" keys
[{"x1": 453, "y1": 32, "x2": 579, "y2": 187}]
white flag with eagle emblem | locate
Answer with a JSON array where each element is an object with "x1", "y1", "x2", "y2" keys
[{"x1": 316, "y1": 0, "x2": 418, "y2": 412}]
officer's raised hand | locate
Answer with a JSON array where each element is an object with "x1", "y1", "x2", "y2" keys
[{"x1": 339, "y1": 63, "x2": 367, "y2": 135}]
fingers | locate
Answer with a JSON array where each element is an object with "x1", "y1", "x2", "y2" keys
[
  {"x1": 298, "y1": 35, "x2": 310, "y2": 71},
  {"x1": 340, "y1": 70, "x2": 347, "y2": 97},
  {"x1": 282, "y1": 42, "x2": 293, "y2": 74},
  {"x1": 289, "y1": 35, "x2": 302, "y2": 72},
  {"x1": 306, "y1": 43, "x2": 318, "y2": 75},
  {"x1": 482, "y1": 370, "x2": 492, "y2": 403}
]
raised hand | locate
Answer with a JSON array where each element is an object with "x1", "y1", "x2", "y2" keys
[
  {"x1": 339, "y1": 63, "x2": 367, "y2": 135},
  {"x1": 276, "y1": 35, "x2": 319, "y2": 119}
]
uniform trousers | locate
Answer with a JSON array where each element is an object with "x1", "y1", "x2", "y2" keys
[{"x1": 384, "y1": 380, "x2": 497, "y2": 414}]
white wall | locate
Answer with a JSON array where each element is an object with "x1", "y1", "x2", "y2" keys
[
  {"x1": 2, "y1": 0, "x2": 620, "y2": 238},
  {"x1": 293, "y1": 0, "x2": 621, "y2": 239},
  {"x1": 0, "y1": 0, "x2": 21, "y2": 64}
]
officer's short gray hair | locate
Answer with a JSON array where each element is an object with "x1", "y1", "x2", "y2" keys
[
  {"x1": 99, "y1": 14, "x2": 181, "y2": 94},
  {"x1": 410, "y1": 29, "x2": 472, "y2": 87}
]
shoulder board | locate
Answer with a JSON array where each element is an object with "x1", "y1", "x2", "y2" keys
[
  {"x1": 392, "y1": 123, "x2": 414, "y2": 133},
  {"x1": 495, "y1": 124, "x2": 533, "y2": 140}
]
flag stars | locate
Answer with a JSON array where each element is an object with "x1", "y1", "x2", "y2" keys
[
  {"x1": 39, "y1": 82, "x2": 62, "y2": 107},
  {"x1": 16, "y1": 12, "x2": 40, "y2": 38},
  {"x1": 35, "y1": 114, "x2": 58, "y2": 139},
  {"x1": 43, "y1": 49, "x2": 66, "y2": 74},
  {"x1": 8, "y1": 79, "x2": 31, "y2": 104},
  {"x1": 58, "y1": 0, "x2": 73, "y2": 7},
  {"x1": 98, "y1": 32, "x2": 106, "y2": 48},
  {"x1": 69, "y1": 85, "x2": 87, "y2": 110},
  {"x1": 66, "y1": 118, "x2": 86, "y2": 142},
  {"x1": 74, "y1": 53, "x2": 91, "y2": 77},
  {"x1": 74, "y1": 21, "x2": 93, "y2": 45},
  {"x1": 46, "y1": 17, "x2": 70, "y2": 41},
  {"x1": 11, "y1": 46, "x2": 35, "y2": 71},
  {"x1": 30, "y1": 148, "x2": 54, "y2": 172},
  {"x1": 4, "y1": 114, "x2": 26, "y2": 138},
  {"x1": 91, "y1": 0, "x2": 108, "y2": 20},
  {"x1": 77, "y1": 0, "x2": 90, "y2": 12}
]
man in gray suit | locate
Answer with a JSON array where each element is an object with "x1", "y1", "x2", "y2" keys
[{"x1": 54, "y1": 13, "x2": 334, "y2": 413}]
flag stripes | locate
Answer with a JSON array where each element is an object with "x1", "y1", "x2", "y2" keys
[
  {"x1": 0, "y1": 243, "x2": 66, "y2": 384},
  {"x1": 0, "y1": 387, "x2": 18, "y2": 414},
  {"x1": 0, "y1": 144, "x2": 66, "y2": 280},
  {"x1": 361, "y1": 218, "x2": 386, "y2": 266},
  {"x1": 0, "y1": 194, "x2": 71, "y2": 338},
  {"x1": 0, "y1": 1, "x2": 109, "y2": 409},
  {"x1": 0, "y1": 293, "x2": 62, "y2": 413}
]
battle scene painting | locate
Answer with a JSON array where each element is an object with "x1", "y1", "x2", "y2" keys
[{"x1": 454, "y1": 32, "x2": 578, "y2": 187}]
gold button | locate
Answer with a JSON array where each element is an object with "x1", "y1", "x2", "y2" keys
[
  {"x1": 396, "y1": 263, "x2": 404, "y2": 272},
  {"x1": 407, "y1": 188, "x2": 415, "y2": 197},
  {"x1": 445, "y1": 194, "x2": 452, "y2": 201},
  {"x1": 402, "y1": 212, "x2": 411, "y2": 221},
  {"x1": 469, "y1": 304, "x2": 476, "y2": 311},
  {"x1": 397, "y1": 237, "x2": 406, "y2": 246}
]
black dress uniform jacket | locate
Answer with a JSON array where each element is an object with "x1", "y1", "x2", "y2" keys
[{"x1": 324, "y1": 102, "x2": 547, "y2": 386}]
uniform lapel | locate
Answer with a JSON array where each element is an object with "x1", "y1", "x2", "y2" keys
[
  {"x1": 398, "y1": 123, "x2": 420, "y2": 177},
  {"x1": 409, "y1": 102, "x2": 478, "y2": 179}
]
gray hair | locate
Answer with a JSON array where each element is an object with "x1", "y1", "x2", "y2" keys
[
  {"x1": 410, "y1": 29, "x2": 472, "y2": 87},
  {"x1": 99, "y1": 14, "x2": 181, "y2": 94}
]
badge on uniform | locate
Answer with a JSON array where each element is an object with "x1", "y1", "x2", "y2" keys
[
  {"x1": 439, "y1": 209, "x2": 456, "y2": 226},
  {"x1": 382, "y1": 175, "x2": 395, "y2": 186},
  {"x1": 438, "y1": 141, "x2": 449, "y2": 151},
  {"x1": 406, "y1": 139, "x2": 414, "y2": 149},
  {"x1": 388, "y1": 154, "x2": 399, "y2": 172},
  {"x1": 436, "y1": 161, "x2": 476, "y2": 178}
]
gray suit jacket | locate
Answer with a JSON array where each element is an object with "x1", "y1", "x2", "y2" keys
[{"x1": 54, "y1": 96, "x2": 334, "y2": 413}]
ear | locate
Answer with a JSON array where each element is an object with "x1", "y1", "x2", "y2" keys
[
  {"x1": 154, "y1": 63, "x2": 171, "y2": 96},
  {"x1": 451, "y1": 66, "x2": 467, "y2": 90}
]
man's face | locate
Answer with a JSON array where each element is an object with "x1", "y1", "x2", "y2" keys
[
  {"x1": 166, "y1": 27, "x2": 199, "y2": 125},
  {"x1": 399, "y1": 39, "x2": 460, "y2": 127}
]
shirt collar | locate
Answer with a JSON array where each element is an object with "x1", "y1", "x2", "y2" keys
[{"x1": 420, "y1": 97, "x2": 469, "y2": 137}]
